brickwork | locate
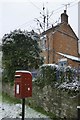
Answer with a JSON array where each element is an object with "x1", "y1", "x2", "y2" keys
[{"x1": 43, "y1": 11, "x2": 79, "y2": 67}]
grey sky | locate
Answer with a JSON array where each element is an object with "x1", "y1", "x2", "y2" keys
[{"x1": 0, "y1": 0, "x2": 79, "y2": 39}]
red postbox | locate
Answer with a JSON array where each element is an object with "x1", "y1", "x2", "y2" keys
[{"x1": 14, "y1": 70, "x2": 32, "y2": 99}]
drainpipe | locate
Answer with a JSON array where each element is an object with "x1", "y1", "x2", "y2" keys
[
  {"x1": 77, "y1": 89, "x2": 80, "y2": 120},
  {"x1": 77, "y1": 105, "x2": 80, "y2": 120}
]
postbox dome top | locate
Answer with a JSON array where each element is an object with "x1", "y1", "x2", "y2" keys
[{"x1": 16, "y1": 70, "x2": 31, "y2": 74}]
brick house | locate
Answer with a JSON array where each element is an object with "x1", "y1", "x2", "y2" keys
[{"x1": 41, "y1": 10, "x2": 80, "y2": 67}]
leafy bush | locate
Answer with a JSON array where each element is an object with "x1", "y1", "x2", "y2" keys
[
  {"x1": 35, "y1": 64, "x2": 80, "y2": 89},
  {"x1": 2, "y1": 29, "x2": 43, "y2": 83}
]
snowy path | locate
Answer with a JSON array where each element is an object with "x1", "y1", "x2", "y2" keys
[{"x1": 0, "y1": 102, "x2": 51, "y2": 120}]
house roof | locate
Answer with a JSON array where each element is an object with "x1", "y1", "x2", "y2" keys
[
  {"x1": 41, "y1": 22, "x2": 63, "y2": 36},
  {"x1": 57, "y1": 52, "x2": 80, "y2": 62},
  {"x1": 41, "y1": 22, "x2": 79, "y2": 40}
]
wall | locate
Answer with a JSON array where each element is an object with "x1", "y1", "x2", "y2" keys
[
  {"x1": 2, "y1": 82, "x2": 79, "y2": 119},
  {"x1": 31, "y1": 85, "x2": 78, "y2": 119}
]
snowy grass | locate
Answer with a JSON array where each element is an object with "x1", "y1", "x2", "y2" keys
[
  {"x1": 29, "y1": 104, "x2": 57, "y2": 119},
  {"x1": 2, "y1": 92, "x2": 21, "y2": 104}
]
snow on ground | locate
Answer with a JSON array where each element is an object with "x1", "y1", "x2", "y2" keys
[{"x1": 0, "y1": 102, "x2": 51, "y2": 120}]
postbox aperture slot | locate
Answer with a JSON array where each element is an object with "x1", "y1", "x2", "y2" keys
[{"x1": 15, "y1": 75, "x2": 21, "y2": 78}]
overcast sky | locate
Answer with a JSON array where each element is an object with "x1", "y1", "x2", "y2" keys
[{"x1": 0, "y1": 0, "x2": 79, "y2": 39}]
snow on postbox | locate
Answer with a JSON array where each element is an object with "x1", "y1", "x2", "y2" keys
[{"x1": 14, "y1": 70, "x2": 32, "y2": 99}]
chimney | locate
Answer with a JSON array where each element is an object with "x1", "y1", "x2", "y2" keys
[{"x1": 61, "y1": 10, "x2": 68, "y2": 23}]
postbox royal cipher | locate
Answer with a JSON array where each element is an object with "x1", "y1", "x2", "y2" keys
[{"x1": 14, "y1": 70, "x2": 32, "y2": 99}]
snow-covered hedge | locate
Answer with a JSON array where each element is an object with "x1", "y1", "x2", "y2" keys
[
  {"x1": 35, "y1": 64, "x2": 57, "y2": 88},
  {"x1": 35, "y1": 64, "x2": 80, "y2": 91}
]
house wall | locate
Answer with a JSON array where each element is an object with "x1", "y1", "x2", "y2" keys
[{"x1": 45, "y1": 23, "x2": 79, "y2": 67}]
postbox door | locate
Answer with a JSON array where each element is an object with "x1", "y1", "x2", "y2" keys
[
  {"x1": 25, "y1": 81, "x2": 32, "y2": 97},
  {"x1": 22, "y1": 75, "x2": 32, "y2": 97}
]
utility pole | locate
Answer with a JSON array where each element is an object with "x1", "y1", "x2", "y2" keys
[
  {"x1": 43, "y1": 3, "x2": 49, "y2": 63},
  {"x1": 37, "y1": 3, "x2": 49, "y2": 63},
  {"x1": 43, "y1": 4, "x2": 46, "y2": 32},
  {"x1": 46, "y1": 7, "x2": 49, "y2": 64},
  {"x1": 78, "y1": 1, "x2": 80, "y2": 54},
  {"x1": 46, "y1": 7, "x2": 49, "y2": 29}
]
